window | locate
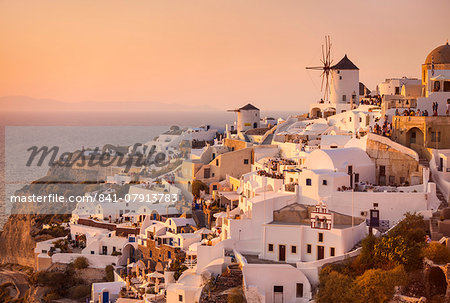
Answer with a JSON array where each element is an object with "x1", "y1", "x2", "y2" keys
[
  {"x1": 212, "y1": 184, "x2": 218, "y2": 190},
  {"x1": 330, "y1": 247, "x2": 335, "y2": 256},
  {"x1": 306, "y1": 178, "x2": 312, "y2": 186},
  {"x1": 307, "y1": 244, "x2": 312, "y2": 254},
  {"x1": 274, "y1": 286, "x2": 283, "y2": 293},
  {"x1": 150, "y1": 250, "x2": 152, "y2": 258},
  {"x1": 42, "y1": 250, "x2": 47, "y2": 253},
  {"x1": 168, "y1": 251, "x2": 171, "y2": 258},
  {"x1": 434, "y1": 81, "x2": 441, "y2": 92},
  {"x1": 339, "y1": 76, "x2": 342, "y2": 80},
  {"x1": 322, "y1": 180, "x2": 327, "y2": 186},
  {"x1": 342, "y1": 95, "x2": 346, "y2": 102},
  {"x1": 204, "y1": 168, "x2": 210, "y2": 179},
  {"x1": 431, "y1": 132, "x2": 441, "y2": 143},
  {"x1": 359, "y1": 117, "x2": 362, "y2": 123},
  {"x1": 318, "y1": 233, "x2": 324, "y2": 242},
  {"x1": 349, "y1": 117, "x2": 352, "y2": 122},
  {"x1": 291, "y1": 246, "x2": 297, "y2": 254},
  {"x1": 373, "y1": 203, "x2": 378, "y2": 207},
  {"x1": 389, "y1": 176, "x2": 395, "y2": 184},
  {"x1": 216, "y1": 159, "x2": 219, "y2": 166},
  {"x1": 379, "y1": 166, "x2": 386, "y2": 176},
  {"x1": 244, "y1": 159, "x2": 249, "y2": 165},
  {"x1": 268, "y1": 244, "x2": 274, "y2": 252},
  {"x1": 348, "y1": 165, "x2": 353, "y2": 175},
  {"x1": 444, "y1": 81, "x2": 450, "y2": 92},
  {"x1": 91, "y1": 251, "x2": 95, "y2": 255},
  {"x1": 179, "y1": 294, "x2": 183, "y2": 302},
  {"x1": 296, "y1": 283, "x2": 304, "y2": 298},
  {"x1": 395, "y1": 86, "x2": 400, "y2": 94},
  {"x1": 354, "y1": 173, "x2": 359, "y2": 183}
]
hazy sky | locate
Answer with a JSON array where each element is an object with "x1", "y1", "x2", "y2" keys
[{"x1": 1, "y1": 0, "x2": 449, "y2": 111}]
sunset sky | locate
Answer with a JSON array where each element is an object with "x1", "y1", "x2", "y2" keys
[{"x1": 0, "y1": 0, "x2": 449, "y2": 111}]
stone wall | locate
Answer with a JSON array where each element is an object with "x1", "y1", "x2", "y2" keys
[
  {"x1": 139, "y1": 239, "x2": 184, "y2": 264},
  {"x1": 366, "y1": 134, "x2": 423, "y2": 186},
  {"x1": 77, "y1": 218, "x2": 140, "y2": 237},
  {"x1": 224, "y1": 138, "x2": 249, "y2": 151},
  {"x1": 392, "y1": 116, "x2": 450, "y2": 151}
]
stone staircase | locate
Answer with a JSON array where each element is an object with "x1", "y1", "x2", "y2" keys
[
  {"x1": 420, "y1": 157, "x2": 448, "y2": 240},
  {"x1": 192, "y1": 209, "x2": 206, "y2": 228},
  {"x1": 199, "y1": 263, "x2": 244, "y2": 303}
]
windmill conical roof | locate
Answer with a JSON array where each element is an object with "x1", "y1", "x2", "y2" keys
[{"x1": 331, "y1": 55, "x2": 359, "y2": 70}]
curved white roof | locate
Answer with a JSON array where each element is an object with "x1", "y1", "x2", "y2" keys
[{"x1": 305, "y1": 147, "x2": 373, "y2": 170}]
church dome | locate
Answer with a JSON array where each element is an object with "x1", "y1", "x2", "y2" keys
[{"x1": 425, "y1": 42, "x2": 450, "y2": 64}]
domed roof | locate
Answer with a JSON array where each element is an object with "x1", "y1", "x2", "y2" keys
[{"x1": 425, "y1": 42, "x2": 450, "y2": 64}]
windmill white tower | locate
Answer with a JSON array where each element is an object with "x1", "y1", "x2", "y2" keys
[
  {"x1": 307, "y1": 37, "x2": 360, "y2": 118},
  {"x1": 329, "y1": 54, "x2": 359, "y2": 108}
]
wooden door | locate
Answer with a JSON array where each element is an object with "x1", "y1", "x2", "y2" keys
[
  {"x1": 279, "y1": 245, "x2": 286, "y2": 262},
  {"x1": 317, "y1": 245, "x2": 324, "y2": 260}
]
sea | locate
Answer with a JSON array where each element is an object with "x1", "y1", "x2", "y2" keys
[{"x1": 0, "y1": 110, "x2": 299, "y2": 230}]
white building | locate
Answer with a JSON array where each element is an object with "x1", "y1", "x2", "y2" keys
[
  {"x1": 310, "y1": 55, "x2": 360, "y2": 118},
  {"x1": 261, "y1": 201, "x2": 366, "y2": 263},
  {"x1": 378, "y1": 77, "x2": 422, "y2": 97},
  {"x1": 91, "y1": 281, "x2": 125, "y2": 303},
  {"x1": 227, "y1": 103, "x2": 260, "y2": 134}
]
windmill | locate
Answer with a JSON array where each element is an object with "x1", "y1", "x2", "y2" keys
[{"x1": 306, "y1": 36, "x2": 333, "y2": 102}]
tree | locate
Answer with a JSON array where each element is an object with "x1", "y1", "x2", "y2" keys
[
  {"x1": 73, "y1": 256, "x2": 89, "y2": 269},
  {"x1": 388, "y1": 213, "x2": 427, "y2": 244},
  {"x1": 191, "y1": 180, "x2": 208, "y2": 198},
  {"x1": 356, "y1": 234, "x2": 377, "y2": 271},
  {"x1": 352, "y1": 266, "x2": 407, "y2": 303},
  {"x1": 317, "y1": 269, "x2": 354, "y2": 303},
  {"x1": 373, "y1": 235, "x2": 423, "y2": 270}
]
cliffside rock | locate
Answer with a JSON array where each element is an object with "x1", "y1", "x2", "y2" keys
[{"x1": 0, "y1": 215, "x2": 36, "y2": 268}]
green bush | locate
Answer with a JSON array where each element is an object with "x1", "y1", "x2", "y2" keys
[
  {"x1": 53, "y1": 239, "x2": 69, "y2": 253},
  {"x1": 317, "y1": 269, "x2": 354, "y2": 303},
  {"x1": 352, "y1": 266, "x2": 407, "y2": 303},
  {"x1": 422, "y1": 242, "x2": 450, "y2": 264},
  {"x1": 191, "y1": 180, "x2": 208, "y2": 197},
  {"x1": 73, "y1": 256, "x2": 89, "y2": 269}
]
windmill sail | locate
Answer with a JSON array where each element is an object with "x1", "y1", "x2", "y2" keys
[{"x1": 306, "y1": 36, "x2": 333, "y2": 101}]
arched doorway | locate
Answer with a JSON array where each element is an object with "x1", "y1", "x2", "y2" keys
[
  {"x1": 311, "y1": 108, "x2": 322, "y2": 118},
  {"x1": 428, "y1": 267, "x2": 447, "y2": 297},
  {"x1": 406, "y1": 127, "x2": 424, "y2": 147},
  {"x1": 120, "y1": 243, "x2": 136, "y2": 266},
  {"x1": 323, "y1": 107, "x2": 336, "y2": 118}
]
